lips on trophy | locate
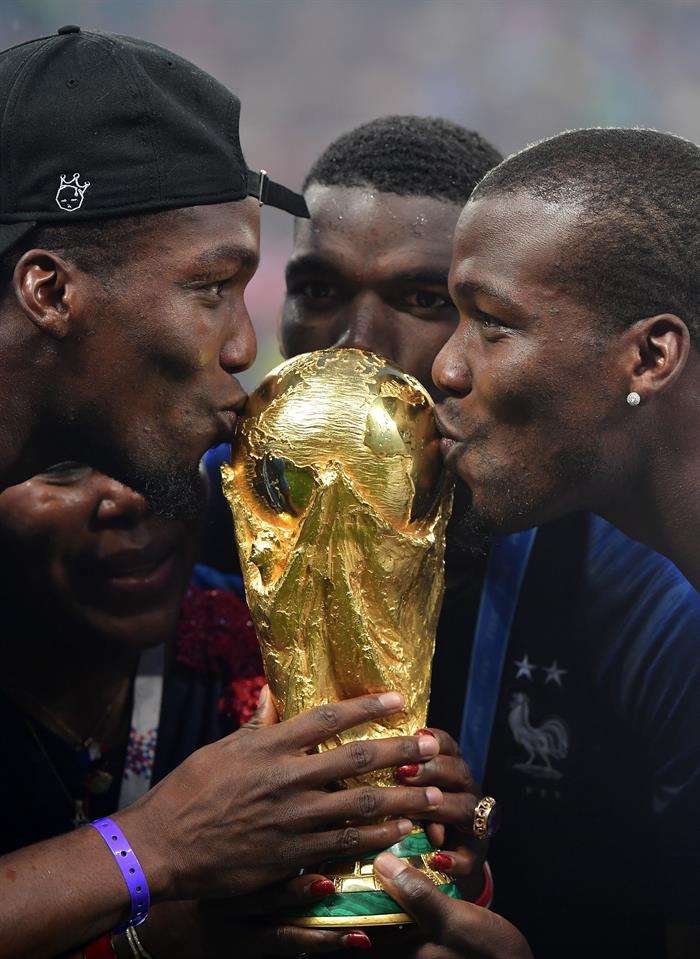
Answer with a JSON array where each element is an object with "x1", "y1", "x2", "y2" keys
[{"x1": 221, "y1": 347, "x2": 458, "y2": 927}]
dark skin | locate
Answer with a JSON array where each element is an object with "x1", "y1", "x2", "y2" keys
[
  {"x1": 0, "y1": 201, "x2": 258, "y2": 509},
  {"x1": 373, "y1": 852, "x2": 533, "y2": 959},
  {"x1": 0, "y1": 198, "x2": 481, "y2": 957},
  {"x1": 281, "y1": 184, "x2": 459, "y2": 400},
  {"x1": 0, "y1": 467, "x2": 346, "y2": 955},
  {"x1": 280, "y1": 184, "x2": 533, "y2": 956},
  {"x1": 1, "y1": 685, "x2": 447, "y2": 958},
  {"x1": 282, "y1": 181, "x2": 700, "y2": 957},
  {"x1": 0, "y1": 463, "x2": 196, "y2": 639},
  {"x1": 281, "y1": 183, "x2": 480, "y2": 562},
  {"x1": 0, "y1": 465, "x2": 482, "y2": 957},
  {"x1": 433, "y1": 190, "x2": 700, "y2": 588},
  {"x1": 0, "y1": 462, "x2": 196, "y2": 752},
  {"x1": 433, "y1": 190, "x2": 699, "y2": 956}
]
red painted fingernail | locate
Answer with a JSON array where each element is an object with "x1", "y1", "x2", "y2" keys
[
  {"x1": 395, "y1": 763, "x2": 420, "y2": 780},
  {"x1": 344, "y1": 931, "x2": 372, "y2": 949},
  {"x1": 309, "y1": 878, "x2": 336, "y2": 898},
  {"x1": 429, "y1": 852, "x2": 454, "y2": 870},
  {"x1": 416, "y1": 728, "x2": 436, "y2": 737}
]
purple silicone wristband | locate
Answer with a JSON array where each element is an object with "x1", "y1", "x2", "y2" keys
[{"x1": 91, "y1": 817, "x2": 150, "y2": 931}]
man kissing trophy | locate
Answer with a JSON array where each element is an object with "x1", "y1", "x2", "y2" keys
[{"x1": 222, "y1": 348, "x2": 458, "y2": 926}]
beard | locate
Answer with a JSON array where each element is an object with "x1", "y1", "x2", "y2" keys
[
  {"x1": 448, "y1": 433, "x2": 600, "y2": 545},
  {"x1": 117, "y1": 461, "x2": 205, "y2": 520},
  {"x1": 40, "y1": 403, "x2": 205, "y2": 520},
  {"x1": 445, "y1": 478, "x2": 491, "y2": 566}
]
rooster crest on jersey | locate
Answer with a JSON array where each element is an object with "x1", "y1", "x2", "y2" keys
[
  {"x1": 509, "y1": 692, "x2": 569, "y2": 780},
  {"x1": 55, "y1": 173, "x2": 91, "y2": 212}
]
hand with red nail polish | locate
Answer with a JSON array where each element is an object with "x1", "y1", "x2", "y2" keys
[
  {"x1": 429, "y1": 851, "x2": 454, "y2": 871},
  {"x1": 406, "y1": 726, "x2": 482, "y2": 836},
  {"x1": 343, "y1": 931, "x2": 372, "y2": 949},
  {"x1": 373, "y1": 854, "x2": 533, "y2": 959},
  {"x1": 405, "y1": 726, "x2": 491, "y2": 902},
  {"x1": 133, "y1": 690, "x2": 449, "y2": 902},
  {"x1": 309, "y1": 878, "x2": 336, "y2": 898},
  {"x1": 395, "y1": 763, "x2": 420, "y2": 780},
  {"x1": 128, "y1": 872, "x2": 355, "y2": 958}
]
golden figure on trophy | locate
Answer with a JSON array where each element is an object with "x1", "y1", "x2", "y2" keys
[{"x1": 221, "y1": 348, "x2": 458, "y2": 926}]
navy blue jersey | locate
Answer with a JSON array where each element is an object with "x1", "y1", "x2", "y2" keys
[{"x1": 430, "y1": 512, "x2": 700, "y2": 958}]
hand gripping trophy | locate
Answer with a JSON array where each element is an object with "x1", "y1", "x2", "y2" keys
[{"x1": 221, "y1": 348, "x2": 458, "y2": 926}]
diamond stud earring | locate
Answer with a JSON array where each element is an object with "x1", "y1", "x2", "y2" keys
[{"x1": 626, "y1": 391, "x2": 641, "y2": 407}]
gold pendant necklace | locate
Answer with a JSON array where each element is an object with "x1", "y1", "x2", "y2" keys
[
  {"x1": 85, "y1": 763, "x2": 115, "y2": 796},
  {"x1": 15, "y1": 684, "x2": 132, "y2": 803},
  {"x1": 72, "y1": 799, "x2": 89, "y2": 828},
  {"x1": 10, "y1": 680, "x2": 129, "y2": 752},
  {"x1": 22, "y1": 716, "x2": 114, "y2": 829}
]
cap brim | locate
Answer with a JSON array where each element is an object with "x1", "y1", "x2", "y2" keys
[{"x1": 0, "y1": 221, "x2": 36, "y2": 255}]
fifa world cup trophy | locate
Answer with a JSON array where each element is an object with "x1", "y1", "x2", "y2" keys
[{"x1": 221, "y1": 348, "x2": 458, "y2": 926}]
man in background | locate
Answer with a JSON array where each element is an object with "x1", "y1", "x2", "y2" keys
[{"x1": 278, "y1": 115, "x2": 700, "y2": 958}]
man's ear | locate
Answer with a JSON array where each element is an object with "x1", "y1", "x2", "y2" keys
[
  {"x1": 13, "y1": 249, "x2": 78, "y2": 340},
  {"x1": 623, "y1": 313, "x2": 691, "y2": 400}
]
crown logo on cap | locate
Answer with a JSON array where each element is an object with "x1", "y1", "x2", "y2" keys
[{"x1": 55, "y1": 172, "x2": 91, "y2": 212}]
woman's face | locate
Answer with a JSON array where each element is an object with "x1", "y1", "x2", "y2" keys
[{"x1": 0, "y1": 463, "x2": 199, "y2": 648}]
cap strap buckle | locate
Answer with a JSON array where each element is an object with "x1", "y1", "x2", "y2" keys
[
  {"x1": 257, "y1": 169, "x2": 268, "y2": 207},
  {"x1": 245, "y1": 168, "x2": 309, "y2": 218}
]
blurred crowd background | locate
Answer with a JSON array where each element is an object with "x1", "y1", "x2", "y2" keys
[{"x1": 3, "y1": 0, "x2": 699, "y2": 389}]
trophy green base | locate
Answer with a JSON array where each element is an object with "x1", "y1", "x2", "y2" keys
[{"x1": 288, "y1": 828, "x2": 461, "y2": 927}]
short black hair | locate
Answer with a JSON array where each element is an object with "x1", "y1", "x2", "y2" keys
[
  {"x1": 472, "y1": 127, "x2": 699, "y2": 341},
  {"x1": 0, "y1": 208, "x2": 181, "y2": 294},
  {"x1": 303, "y1": 115, "x2": 502, "y2": 205}
]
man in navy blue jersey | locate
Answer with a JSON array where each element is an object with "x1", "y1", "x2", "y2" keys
[{"x1": 274, "y1": 115, "x2": 700, "y2": 959}]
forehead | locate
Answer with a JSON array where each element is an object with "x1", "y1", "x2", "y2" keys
[
  {"x1": 451, "y1": 191, "x2": 582, "y2": 299},
  {"x1": 293, "y1": 184, "x2": 460, "y2": 276},
  {"x1": 141, "y1": 198, "x2": 261, "y2": 262}
]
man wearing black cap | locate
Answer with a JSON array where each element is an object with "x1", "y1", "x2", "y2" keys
[
  {"x1": 0, "y1": 28, "x2": 470, "y2": 958},
  {"x1": 0, "y1": 24, "x2": 306, "y2": 512}
]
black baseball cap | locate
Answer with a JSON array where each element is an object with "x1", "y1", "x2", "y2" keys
[{"x1": 0, "y1": 25, "x2": 308, "y2": 255}]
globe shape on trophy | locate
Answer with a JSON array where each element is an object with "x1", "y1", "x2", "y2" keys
[{"x1": 221, "y1": 348, "x2": 458, "y2": 927}]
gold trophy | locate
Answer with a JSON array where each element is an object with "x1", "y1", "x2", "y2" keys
[{"x1": 221, "y1": 348, "x2": 457, "y2": 926}]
